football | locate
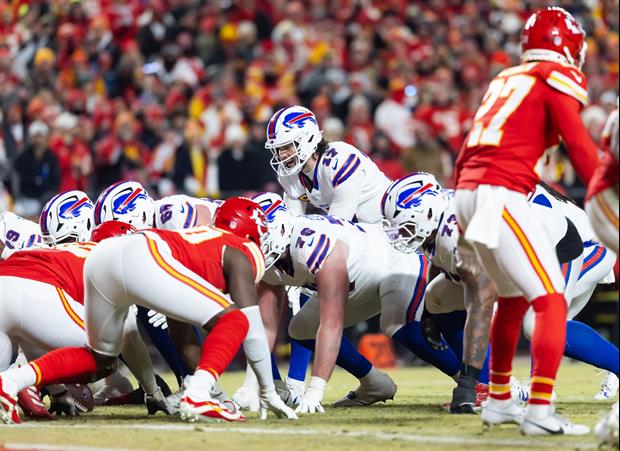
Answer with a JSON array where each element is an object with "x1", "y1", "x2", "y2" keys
[{"x1": 66, "y1": 383, "x2": 95, "y2": 413}]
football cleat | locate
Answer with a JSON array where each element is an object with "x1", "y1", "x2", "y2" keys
[
  {"x1": 510, "y1": 377, "x2": 557, "y2": 404},
  {"x1": 0, "y1": 375, "x2": 21, "y2": 424},
  {"x1": 475, "y1": 383, "x2": 489, "y2": 407},
  {"x1": 180, "y1": 394, "x2": 246, "y2": 423},
  {"x1": 274, "y1": 379, "x2": 292, "y2": 406},
  {"x1": 232, "y1": 384, "x2": 260, "y2": 412},
  {"x1": 145, "y1": 387, "x2": 177, "y2": 416},
  {"x1": 594, "y1": 371, "x2": 619, "y2": 401},
  {"x1": 595, "y1": 402, "x2": 619, "y2": 448},
  {"x1": 333, "y1": 368, "x2": 396, "y2": 407},
  {"x1": 521, "y1": 409, "x2": 590, "y2": 436},
  {"x1": 18, "y1": 386, "x2": 55, "y2": 420},
  {"x1": 481, "y1": 399, "x2": 525, "y2": 426},
  {"x1": 450, "y1": 375, "x2": 477, "y2": 414}
]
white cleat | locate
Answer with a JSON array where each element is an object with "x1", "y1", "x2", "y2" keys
[
  {"x1": 209, "y1": 381, "x2": 230, "y2": 404},
  {"x1": 0, "y1": 375, "x2": 21, "y2": 424},
  {"x1": 333, "y1": 368, "x2": 397, "y2": 408},
  {"x1": 594, "y1": 372, "x2": 619, "y2": 401},
  {"x1": 595, "y1": 402, "x2": 619, "y2": 448},
  {"x1": 521, "y1": 409, "x2": 590, "y2": 436},
  {"x1": 232, "y1": 384, "x2": 260, "y2": 412},
  {"x1": 481, "y1": 398, "x2": 525, "y2": 426},
  {"x1": 510, "y1": 377, "x2": 557, "y2": 404},
  {"x1": 180, "y1": 393, "x2": 245, "y2": 423}
]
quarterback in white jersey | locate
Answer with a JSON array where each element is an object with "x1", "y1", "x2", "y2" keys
[
  {"x1": 154, "y1": 195, "x2": 222, "y2": 230},
  {"x1": 257, "y1": 195, "x2": 432, "y2": 413},
  {"x1": 0, "y1": 212, "x2": 43, "y2": 259},
  {"x1": 266, "y1": 106, "x2": 391, "y2": 222}
]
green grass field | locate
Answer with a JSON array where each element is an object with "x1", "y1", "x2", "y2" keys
[{"x1": 0, "y1": 358, "x2": 615, "y2": 451}]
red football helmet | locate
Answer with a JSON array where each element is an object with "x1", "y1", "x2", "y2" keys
[
  {"x1": 213, "y1": 197, "x2": 268, "y2": 253},
  {"x1": 91, "y1": 220, "x2": 137, "y2": 243},
  {"x1": 521, "y1": 7, "x2": 586, "y2": 68}
]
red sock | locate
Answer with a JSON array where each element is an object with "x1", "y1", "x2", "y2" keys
[
  {"x1": 30, "y1": 347, "x2": 99, "y2": 387},
  {"x1": 489, "y1": 296, "x2": 529, "y2": 401},
  {"x1": 529, "y1": 293, "x2": 567, "y2": 405},
  {"x1": 197, "y1": 309, "x2": 249, "y2": 378}
]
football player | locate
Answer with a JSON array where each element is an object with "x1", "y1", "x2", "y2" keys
[
  {"x1": 0, "y1": 220, "x2": 161, "y2": 423},
  {"x1": 254, "y1": 193, "x2": 450, "y2": 414},
  {"x1": 0, "y1": 197, "x2": 296, "y2": 424},
  {"x1": 0, "y1": 211, "x2": 43, "y2": 259},
  {"x1": 453, "y1": 7, "x2": 598, "y2": 435},
  {"x1": 586, "y1": 104, "x2": 618, "y2": 255},
  {"x1": 263, "y1": 106, "x2": 392, "y2": 405},
  {"x1": 384, "y1": 174, "x2": 618, "y2": 407}
]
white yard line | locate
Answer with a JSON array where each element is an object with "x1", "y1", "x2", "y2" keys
[
  {"x1": 3, "y1": 444, "x2": 133, "y2": 451},
  {"x1": 15, "y1": 422, "x2": 597, "y2": 449}
]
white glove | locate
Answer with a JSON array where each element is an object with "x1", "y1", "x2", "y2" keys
[
  {"x1": 147, "y1": 309, "x2": 168, "y2": 330},
  {"x1": 295, "y1": 377, "x2": 325, "y2": 414},
  {"x1": 259, "y1": 387, "x2": 298, "y2": 420}
]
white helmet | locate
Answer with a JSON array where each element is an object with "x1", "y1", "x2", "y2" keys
[
  {"x1": 265, "y1": 106, "x2": 323, "y2": 176},
  {"x1": 39, "y1": 190, "x2": 94, "y2": 245},
  {"x1": 94, "y1": 181, "x2": 154, "y2": 230},
  {"x1": 381, "y1": 172, "x2": 449, "y2": 253},
  {"x1": 251, "y1": 192, "x2": 294, "y2": 269}
]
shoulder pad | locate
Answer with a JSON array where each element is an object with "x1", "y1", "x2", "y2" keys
[{"x1": 544, "y1": 64, "x2": 588, "y2": 106}]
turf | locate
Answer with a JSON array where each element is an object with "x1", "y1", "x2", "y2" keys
[{"x1": 0, "y1": 358, "x2": 614, "y2": 451}]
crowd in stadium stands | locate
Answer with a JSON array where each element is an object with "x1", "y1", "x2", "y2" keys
[{"x1": 0, "y1": 0, "x2": 616, "y2": 217}]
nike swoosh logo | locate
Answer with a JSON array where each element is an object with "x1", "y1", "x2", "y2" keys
[
  {"x1": 179, "y1": 205, "x2": 185, "y2": 213},
  {"x1": 570, "y1": 71, "x2": 583, "y2": 83},
  {"x1": 524, "y1": 418, "x2": 564, "y2": 435},
  {"x1": 307, "y1": 237, "x2": 314, "y2": 247}
]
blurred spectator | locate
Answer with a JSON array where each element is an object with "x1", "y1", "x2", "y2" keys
[
  {"x1": 217, "y1": 124, "x2": 263, "y2": 197},
  {"x1": 12, "y1": 121, "x2": 60, "y2": 217},
  {"x1": 0, "y1": 0, "x2": 612, "y2": 207}
]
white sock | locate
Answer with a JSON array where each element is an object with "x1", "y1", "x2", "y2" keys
[
  {"x1": 489, "y1": 397, "x2": 512, "y2": 408},
  {"x1": 185, "y1": 369, "x2": 216, "y2": 399},
  {"x1": 2, "y1": 365, "x2": 37, "y2": 394},
  {"x1": 526, "y1": 403, "x2": 550, "y2": 419},
  {"x1": 361, "y1": 366, "x2": 379, "y2": 383}
]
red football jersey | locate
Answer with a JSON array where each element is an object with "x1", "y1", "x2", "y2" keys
[
  {"x1": 455, "y1": 61, "x2": 598, "y2": 194},
  {"x1": 587, "y1": 109, "x2": 619, "y2": 200},
  {"x1": 0, "y1": 242, "x2": 95, "y2": 303},
  {"x1": 141, "y1": 226, "x2": 265, "y2": 294}
]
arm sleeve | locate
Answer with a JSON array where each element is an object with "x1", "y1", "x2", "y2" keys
[{"x1": 546, "y1": 90, "x2": 598, "y2": 185}]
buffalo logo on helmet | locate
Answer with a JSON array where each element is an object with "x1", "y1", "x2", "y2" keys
[
  {"x1": 282, "y1": 111, "x2": 317, "y2": 131},
  {"x1": 112, "y1": 188, "x2": 148, "y2": 215},
  {"x1": 58, "y1": 196, "x2": 93, "y2": 220},
  {"x1": 396, "y1": 183, "x2": 439, "y2": 209}
]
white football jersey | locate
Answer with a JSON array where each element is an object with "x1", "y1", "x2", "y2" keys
[
  {"x1": 263, "y1": 214, "x2": 392, "y2": 296},
  {"x1": 426, "y1": 189, "x2": 568, "y2": 283},
  {"x1": 278, "y1": 141, "x2": 391, "y2": 223},
  {"x1": 0, "y1": 212, "x2": 43, "y2": 258},
  {"x1": 154, "y1": 195, "x2": 222, "y2": 230},
  {"x1": 528, "y1": 184, "x2": 597, "y2": 244}
]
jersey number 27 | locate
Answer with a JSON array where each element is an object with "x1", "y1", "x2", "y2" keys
[{"x1": 467, "y1": 74, "x2": 536, "y2": 148}]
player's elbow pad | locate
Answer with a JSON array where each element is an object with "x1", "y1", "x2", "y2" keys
[{"x1": 241, "y1": 305, "x2": 269, "y2": 363}]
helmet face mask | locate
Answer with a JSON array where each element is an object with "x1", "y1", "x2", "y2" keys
[
  {"x1": 381, "y1": 172, "x2": 448, "y2": 254},
  {"x1": 40, "y1": 190, "x2": 94, "y2": 245},
  {"x1": 265, "y1": 106, "x2": 322, "y2": 177},
  {"x1": 251, "y1": 192, "x2": 294, "y2": 270},
  {"x1": 213, "y1": 197, "x2": 270, "y2": 257}
]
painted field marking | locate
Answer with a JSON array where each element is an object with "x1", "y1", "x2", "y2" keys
[{"x1": 14, "y1": 422, "x2": 598, "y2": 449}]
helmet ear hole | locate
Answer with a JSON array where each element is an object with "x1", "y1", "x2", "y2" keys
[{"x1": 427, "y1": 208, "x2": 433, "y2": 220}]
